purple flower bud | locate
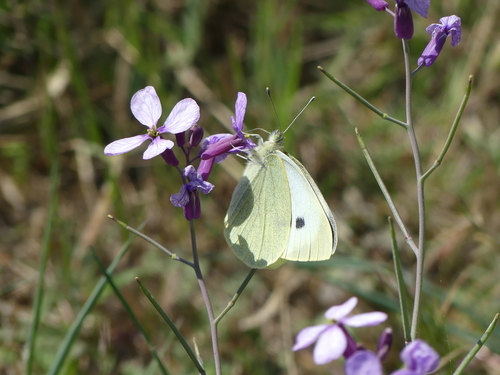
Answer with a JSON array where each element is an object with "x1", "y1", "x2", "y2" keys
[
  {"x1": 176, "y1": 131, "x2": 186, "y2": 148},
  {"x1": 160, "y1": 148, "x2": 179, "y2": 166},
  {"x1": 376, "y1": 327, "x2": 393, "y2": 362},
  {"x1": 418, "y1": 15, "x2": 462, "y2": 67},
  {"x1": 365, "y1": 0, "x2": 389, "y2": 11},
  {"x1": 395, "y1": 0, "x2": 414, "y2": 39},
  {"x1": 189, "y1": 126, "x2": 204, "y2": 148}
]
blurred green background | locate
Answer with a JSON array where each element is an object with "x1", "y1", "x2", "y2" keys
[{"x1": 1, "y1": 0, "x2": 499, "y2": 374}]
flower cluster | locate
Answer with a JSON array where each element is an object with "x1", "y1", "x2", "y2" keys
[
  {"x1": 104, "y1": 87, "x2": 255, "y2": 220},
  {"x1": 293, "y1": 298, "x2": 440, "y2": 375},
  {"x1": 364, "y1": 0, "x2": 461, "y2": 67}
]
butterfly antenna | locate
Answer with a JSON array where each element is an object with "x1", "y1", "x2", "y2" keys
[
  {"x1": 266, "y1": 87, "x2": 282, "y2": 131},
  {"x1": 283, "y1": 96, "x2": 315, "y2": 134}
]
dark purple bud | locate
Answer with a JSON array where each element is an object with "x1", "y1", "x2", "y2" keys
[
  {"x1": 176, "y1": 131, "x2": 186, "y2": 148},
  {"x1": 189, "y1": 127, "x2": 204, "y2": 147},
  {"x1": 183, "y1": 191, "x2": 200, "y2": 220},
  {"x1": 376, "y1": 327, "x2": 393, "y2": 362},
  {"x1": 395, "y1": 1, "x2": 414, "y2": 39},
  {"x1": 161, "y1": 148, "x2": 179, "y2": 166},
  {"x1": 365, "y1": 0, "x2": 389, "y2": 11}
]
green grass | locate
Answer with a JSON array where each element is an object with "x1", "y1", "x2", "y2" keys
[{"x1": 1, "y1": 0, "x2": 499, "y2": 374}]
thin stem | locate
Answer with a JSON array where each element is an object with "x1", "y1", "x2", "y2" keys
[
  {"x1": 136, "y1": 277, "x2": 205, "y2": 374},
  {"x1": 318, "y1": 66, "x2": 408, "y2": 129},
  {"x1": 388, "y1": 217, "x2": 411, "y2": 343},
  {"x1": 189, "y1": 220, "x2": 221, "y2": 375},
  {"x1": 91, "y1": 249, "x2": 170, "y2": 375},
  {"x1": 401, "y1": 39, "x2": 425, "y2": 341},
  {"x1": 25, "y1": 161, "x2": 59, "y2": 375},
  {"x1": 215, "y1": 269, "x2": 257, "y2": 325},
  {"x1": 108, "y1": 215, "x2": 194, "y2": 267},
  {"x1": 452, "y1": 313, "x2": 499, "y2": 375},
  {"x1": 356, "y1": 128, "x2": 419, "y2": 255},
  {"x1": 422, "y1": 76, "x2": 473, "y2": 182}
]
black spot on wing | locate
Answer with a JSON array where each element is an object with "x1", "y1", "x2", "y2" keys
[{"x1": 295, "y1": 217, "x2": 305, "y2": 229}]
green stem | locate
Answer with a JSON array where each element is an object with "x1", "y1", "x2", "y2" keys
[
  {"x1": 452, "y1": 313, "x2": 499, "y2": 375},
  {"x1": 215, "y1": 269, "x2": 257, "y2": 325},
  {"x1": 318, "y1": 66, "x2": 408, "y2": 129},
  {"x1": 26, "y1": 161, "x2": 59, "y2": 375},
  {"x1": 135, "y1": 278, "x2": 205, "y2": 374},
  {"x1": 91, "y1": 249, "x2": 170, "y2": 375},
  {"x1": 422, "y1": 76, "x2": 473, "y2": 182},
  {"x1": 388, "y1": 217, "x2": 411, "y2": 343},
  {"x1": 188, "y1": 220, "x2": 221, "y2": 375}
]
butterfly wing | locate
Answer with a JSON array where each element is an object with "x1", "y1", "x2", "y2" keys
[
  {"x1": 224, "y1": 153, "x2": 292, "y2": 269},
  {"x1": 278, "y1": 151, "x2": 337, "y2": 261}
]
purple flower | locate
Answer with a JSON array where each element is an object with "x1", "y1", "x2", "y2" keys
[
  {"x1": 292, "y1": 297, "x2": 388, "y2": 365},
  {"x1": 200, "y1": 92, "x2": 255, "y2": 162},
  {"x1": 367, "y1": 0, "x2": 430, "y2": 39},
  {"x1": 345, "y1": 350, "x2": 383, "y2": 375},
  {"x1": 104, "y1": 86, "x2": 200, "y2": 160},
  {"x1": 198, "y1": 92, "x2": 256, "y2": 180},
  {"x1": 418, "y1": 15, "x2": 461, "y2": 67},
  {"x1": 392, "y1": 340, "x2": 439, "y2": 375},
  {"x1": 170, "y1": 165, "x2": 214, "y2": 220}
]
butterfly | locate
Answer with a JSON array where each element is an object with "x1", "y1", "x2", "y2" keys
[{"x1": 224, "y1": 130, "x2": 337, "y2": 269}]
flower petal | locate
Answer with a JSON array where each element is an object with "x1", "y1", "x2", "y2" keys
[
  {"x1": 170, "y1": 185, "x2": 189, "y2": 207},
  {"x1": 441, "y1": 15, "x2": 461, "y2": 46},
  {"x1": 231, "y1": 92, "x2": 247, "y2": 134},
  {"x1": 104, "y1": 134, "x2": 149, "y2": 155},
  {"x1": 342, "y1": 312, "x2": 388, "y2": 327},
  {"x1": 143, "y1": 137, "x2": 173, "y2": 160},
  {"x1": 345, "y1": 350, "x2": 383, "y2": 375},
  {"x1": 325, "y1": 297, "x2": 358, "y2": 321},
  {"x1": 313, "y1": 325, "x2": 346, "y2": 365},
  {"x1": 292, "y1": 324, "x2": 329, "y2": 351},
  {"x1": 130, "y1": 86, "x2": 162, "y2": 127},
  {"x1": 405, "y1": 0, "x2": 430, "y2": 18},
  {"x1": 159, "y1": 98, "x2": 200, "y2": 134}
]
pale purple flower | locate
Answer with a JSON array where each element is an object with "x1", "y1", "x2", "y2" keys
[
  {"x1": 104, "y1": 86, "x2": 200, "y2": 160},
  {"x1": 392, "y1": 340, "x2": 439, "y2": 375},
  {"x1": 200, "y1": 92, "x2": 255, "y2": 162},
  {"x1": 345, "y1": 350, "x2": 383, "y2": 375},
  {"x1": 292, "y1": 297, "x2": 388, "y2": 365},
  {"x1": 418, "y1": 15, "x2": 461, "y2": 67},
  {"x1": 198, "y1": 92, "x2": 255, "y2": 179}
]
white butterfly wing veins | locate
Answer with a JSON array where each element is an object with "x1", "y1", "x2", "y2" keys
[{"x1": 224, "y1": 130, "x2": 337, "y2": 269}]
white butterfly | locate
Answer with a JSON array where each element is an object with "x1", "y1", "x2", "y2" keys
[{"x1": 224, "y1": 130, "x2": 337, "y2": 269}]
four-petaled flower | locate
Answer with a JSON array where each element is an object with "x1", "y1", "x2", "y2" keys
[
  {"x1": 292, "y1": 297, "x2": 387, "y2": 365},
  {"x1": 418, "y1": 15, "x2": 461, "y2": 67},
  {"x1": 104, "y1": 86, "x2": 200, "y2": 160}
]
